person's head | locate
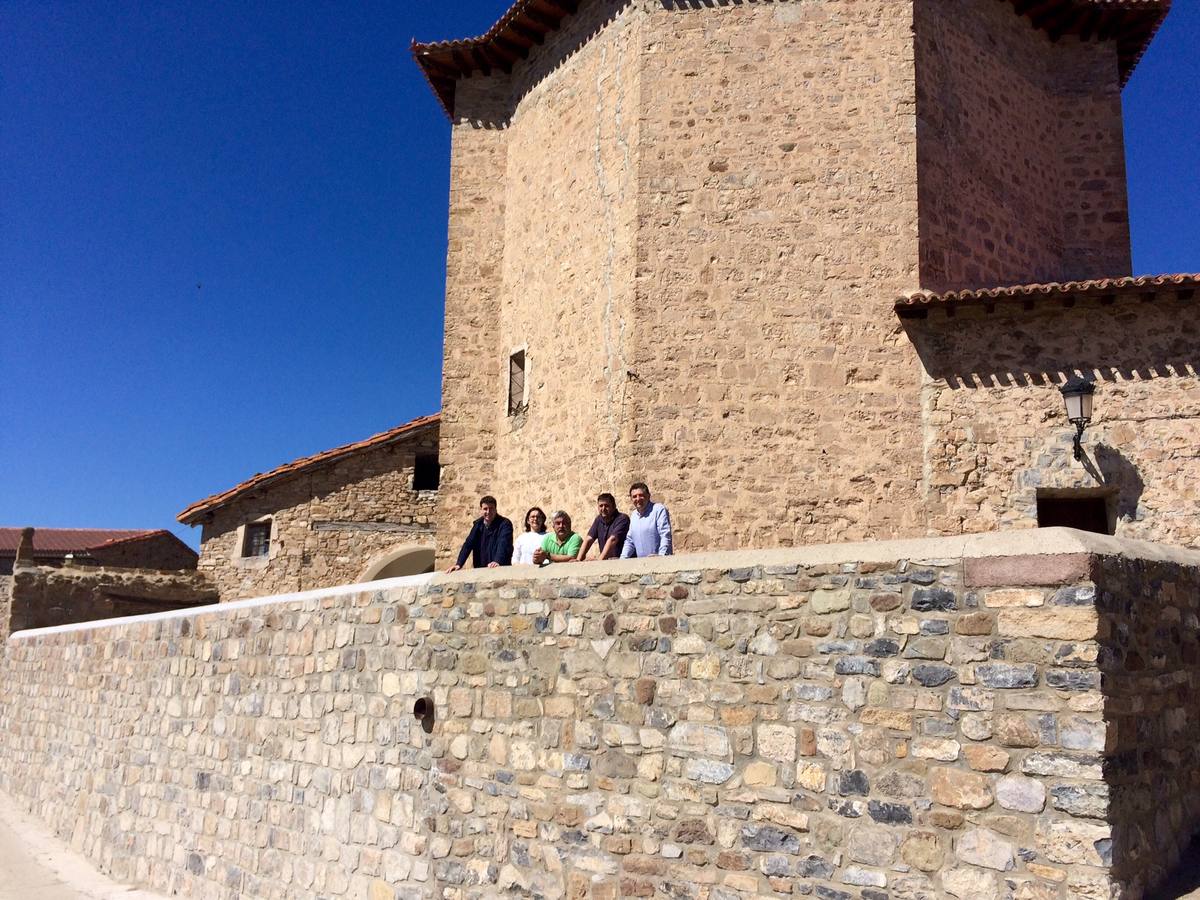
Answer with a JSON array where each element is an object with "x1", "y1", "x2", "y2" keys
[
  {"x1": 524, "y1": 506, "x2": 547, "y2": 533},
  {"x1": 551, "y1": 511, "x2": 572, "y2": 540},
  {"x1": 597, "y1": 493, "x2": 617, "y2": 520},
  {"x1": 629, "y1": 482, "x2": 651, "y2": 514},
  {"x1": 479, "y1": 496, "x2": 498, "y2": 524}
]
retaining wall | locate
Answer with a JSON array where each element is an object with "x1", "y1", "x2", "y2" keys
[{"x1": 1, "y1": 530, "x2": 1198, "y2": 899}]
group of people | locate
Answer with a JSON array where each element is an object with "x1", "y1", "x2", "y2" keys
[{"x1": 447, "y1": 482, "x2": 672, "y2": 571}]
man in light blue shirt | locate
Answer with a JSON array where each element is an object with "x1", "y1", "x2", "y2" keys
[{"x1": 620, "y1": 482, "x2": 673, "y2": 558}]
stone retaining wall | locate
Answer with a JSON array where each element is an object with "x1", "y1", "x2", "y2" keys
[{"x1": 1, "y1": 530, "x2": 1197, "y2": 899}]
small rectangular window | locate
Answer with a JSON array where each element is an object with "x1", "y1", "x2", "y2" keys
[
  {"x1": 508, "y1": 350, "x2": 526, "y2": 416},
  {"x1": 1036, "y1": 493, "x2": 1113, "y2": 535},
  {"x1": 242, "y1": 522, "x2": 271, "y2": 557},
  {"x1": 413, "y1": 454, "x2": 440, "y2": 491}
]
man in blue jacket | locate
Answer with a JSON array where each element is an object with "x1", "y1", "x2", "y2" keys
[{"x1": 447, "y1": 495, "x2": 514, "y2": 572}]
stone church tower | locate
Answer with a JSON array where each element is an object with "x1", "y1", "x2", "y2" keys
[{"x1": 415, "y1": 0, "x2": 1196, "y2": 560}]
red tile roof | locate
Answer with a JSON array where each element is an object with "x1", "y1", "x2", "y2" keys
[
  {"x1": 177, "y1": 413, "x2": 441, "y2": 525},
  {"x1": 0, "y1": 527, "x2": 157, "y2": 556},
  {"x1": 412, "y1": 0, "x2": 1170, "y2": 116},
  {"x1": 894, "y1": 273, "x2": 1200, "y2": 316}
]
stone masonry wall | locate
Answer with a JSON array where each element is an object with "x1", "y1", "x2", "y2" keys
[
  {"x1": 3, "y1": 531, "x2": 1197, "y2": 899},
  {"x1": 90, "y1": 531, "x2": 198, "y2": 570},
  {"x1": 491, "y1": 0, "x2": 642, "y2": 538},
  {"x1": 7, "y1": 563, "x2": 216, "y2": 633},
  {"x1": 436, "y1": 1, "x2": 642, "y2": 565},
  {"x1": 198, "y1": 426, "x2": 438, "y2": 600},
  {"x1": 0, "y1": 575, "x2": 11, "y2": 645},
  {"x1": 908, "y1": 291, "x2": 1200, "y2": 548},
  {"x1": 915, "y1": 0, "x2": 1131, "y2": 292},
  {"x1": 1094, "y1": 552, "x2": 1200, "y2": 897},
  {"x1": 435, "y1": 70, "x2": 511, "y2": 567},
  {"x1": 627, "y1": 0, "x2": 924, "y2": 552}
]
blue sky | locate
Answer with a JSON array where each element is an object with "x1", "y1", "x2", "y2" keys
[{"x1": 2, "y1": 2, "x2": 1197, "y2": 549}]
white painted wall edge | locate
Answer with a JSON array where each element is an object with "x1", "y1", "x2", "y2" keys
[
  {"x1": 7, "y1": 572, "x2": 437, "y2": 641},
  {"x1": 10, "y1": 528, "x2": 1198, "y2": 642}
]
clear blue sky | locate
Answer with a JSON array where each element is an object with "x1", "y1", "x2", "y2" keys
[{"x1": 2, "y1": 2, "x2": 1197, "y2": 549}]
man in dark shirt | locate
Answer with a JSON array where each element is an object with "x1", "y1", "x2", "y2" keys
[
  {"x1": 576, "y1": 493, "x2": 631, "y2": 561},
  {"x1": 447, "y1": 496, "x2": 514, "y2": 572}
]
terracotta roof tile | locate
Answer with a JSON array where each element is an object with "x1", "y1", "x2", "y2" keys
[
  {"x1": 0, "y1": 527, "x2": 156, "y2": 555},
  {"x1": 412, "y1": 0, "x2": 1170, "y2": 116},
  {"x1": 177, "y1": 413, "x2": 440, "y2": 525},
  {"x1": 894, "y1": 273, "x2": 1200, "y2": 316}
]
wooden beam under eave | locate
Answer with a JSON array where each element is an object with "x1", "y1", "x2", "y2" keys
[
  {"x1": 470, "y1": 47, "x2": 493, "y2": 76},
  {"x1": 1024, "y1": 0, "x2": 1068, "y2": 31},
  {"x1": 1078, "y1": 7, "x2": 1104, "y2": 42},
  {"x1": 524, "y1": 7, "x2": 565, "y2": 32},
  {"x1": 511, "y1": 23, "x2": 546, "y2": 45},
  {"x1": 1044, "y1": 5, "x2": 1085, "y2": 42},
  {"x1": 495, "y1": 35, "x2": 531, "y2": 60},
  {"x1": 420, "y1": 56, "x2": 457, "y2": 78},
  {"x1": 541, "y1": 0, "x2": 580, "y2": 16}
]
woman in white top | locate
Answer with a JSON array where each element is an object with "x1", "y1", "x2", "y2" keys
[{"x1": 513, "y1": 507, "x2": 548, "y2": 565}]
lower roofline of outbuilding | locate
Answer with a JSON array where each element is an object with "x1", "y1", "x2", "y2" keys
[{"x1": 894, "y1": 273, "x2": 1200, "y2": 319}]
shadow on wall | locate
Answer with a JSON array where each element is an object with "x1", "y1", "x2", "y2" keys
[
  {"x1": 901, "y1": 297, "x2": 1198, "y2": 390},
  {"x1": 1098, "y1": 556, "x2": 1200, "y2": 899},
  {"x1": 1093, "y1": 445, "x2": 1145, "y2": 524}
]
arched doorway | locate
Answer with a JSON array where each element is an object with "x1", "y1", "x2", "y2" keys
[{"x1": 360, "y1": 545, "x2": 436, "y2": 581}]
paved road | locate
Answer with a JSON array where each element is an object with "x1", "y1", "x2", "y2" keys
[{"x1": 0, "y1": 792, "x2": 165, "y2": 900}]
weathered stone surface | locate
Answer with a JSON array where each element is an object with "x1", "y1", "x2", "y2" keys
[
  {"x1": 912, "y1": 738, "x2": 960, "y2": 762},
  {"x1": 684, "y1": 758, "x2": 734, "y2": 784},
  {"x1": 994, "y1": 714, "x2": 1040, "y2": 748},
  {"x1": 669, "y1": 723, "x2": 732, "y2": 760},
  {"x1": 963, "y1": 744, "x2": 1009, "y2": 772},
  {"x1": 900, "y1": 831, "x2": 942, "y2": 872},
  {"x1": 848, "y1": 826, "x2": 898, "y2": 867},
  {"x1": 1038, "y1": 820, "x2": 1112, "y2": 866},
  {"x1": 929, "y1": 767, "x2": 993, "y2": 809},
  {"x1": 976, "y1": 663, "x2": 1038, "y2": 689},
  {"x1": 956, "y1": 828, "x2": 1015, "y2": 871},
  {"x1": 911, "y1": 588, "x2": 957, "y2": 612},
  {"x1": 943, "y1": 866, "x2": 997, "y2": 898},
  {"x1": 1050, "y1": 783, "x2": 1108, "y2": 819},
  {"x1": 757, "y1": 724, "x2": 796, "y2": 763},
  {"x1": 741, "y1": 825, "x2": 800, "y2": 854},
  {"x1": 996, "y1": 775, "x2": 1046, "y2": 813},
  {"x1": 997, "y1": 607, "x2": 1098, "y2": 640},
  {"x1": 912, "y1": 663, "x2": 955, "y2": 686},
  {"x1": 811, "y1": 589, "x2": 851, "y2": 614},
  {"x1": 984, "y1": 588, "x2": 1044, "y2": 608}
]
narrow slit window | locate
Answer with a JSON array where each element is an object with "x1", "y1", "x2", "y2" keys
[
  {"x1": 413, "y1": 453, "x2": 440, "y2": 491},
  {"x1": 508, "y1": 350, "x2": 526, "y2": 416},
  {"x1": 242, "y1": 521, "x2": 271, "y2": 557}
]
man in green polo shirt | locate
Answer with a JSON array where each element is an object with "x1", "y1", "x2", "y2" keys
[{"x1": 533, "y1": 511, "x2": 582, "y2": 565}]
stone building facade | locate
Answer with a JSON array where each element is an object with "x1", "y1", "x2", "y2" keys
[
  {"x1": 179, "y1": 414, "x2": 439, "y2": 600},
  {"x1": 414, "y1": 0, "x2": 1196, "y2": 562}
]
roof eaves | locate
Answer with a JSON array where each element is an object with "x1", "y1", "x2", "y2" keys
[
  {"x1": 412, "y1": 0, "x2": 579, "y2": 119},
  {"x1": 895, "y1": 273, "x2": 1200, "y2": 317},
  {"x1": 177, "y1": 413, "x2": 441, "y2": 525}
]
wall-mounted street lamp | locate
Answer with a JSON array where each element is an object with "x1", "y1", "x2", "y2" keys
[{"x1": 1060, "y1": 375, "x2": 1096, "y2": 461}]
